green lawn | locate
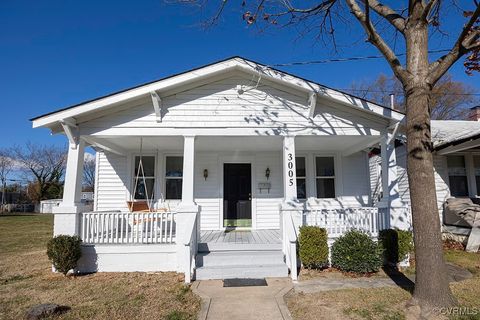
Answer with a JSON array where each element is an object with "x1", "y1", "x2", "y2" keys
[{"x1": 0, "y1": 214, "x2": 200, "y2": 320}]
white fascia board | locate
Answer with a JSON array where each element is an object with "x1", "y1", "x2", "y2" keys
[
  {"x1": 437, "y1": 139, "x2": 480, "y2": 155},
  {"x1": 32, "y1": 57, "x2": 403, "y2": 129}
]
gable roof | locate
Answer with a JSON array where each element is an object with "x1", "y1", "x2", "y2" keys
[
  {"x1": 432, "y1": 120, "x2": 480, "y2": 150},
  {"x1": 31, "y1": 56, "x2": 404, "y2": 129}
]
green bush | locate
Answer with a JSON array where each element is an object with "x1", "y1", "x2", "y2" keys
[
  {"x1": 298, "y1": 226, "x2": 329, "y2": 269},
  {"x1": 46, "y1": 235, "x2": 82, "y2": 276},
  {"x1": 379, "y1": 229, "x2": 414, "y2": 264},
  {"x1": 331, "y1": 230, "x2": 383, "y2": 273}
]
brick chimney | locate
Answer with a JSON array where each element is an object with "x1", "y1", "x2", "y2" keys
[{"x1": 469, "y1": 106, "x2": 480, "y2": 121}]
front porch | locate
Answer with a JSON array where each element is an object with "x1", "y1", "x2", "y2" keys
[{"x1": 62, "y1": 133, "x2": 408, "y2": 282}]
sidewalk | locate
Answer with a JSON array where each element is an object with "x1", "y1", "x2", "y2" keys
[{"x1": 192, "y1": 278, "x2": 293, "y2": 320}]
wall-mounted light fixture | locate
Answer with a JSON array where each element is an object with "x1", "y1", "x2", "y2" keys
[
  {"x1": 265, "y1": 167, "x2": 270, "y2": 180},
  {"x1": 203, "y1": 169, "x2": 209, "y2": 181}
]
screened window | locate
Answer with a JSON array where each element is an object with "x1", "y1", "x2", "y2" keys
[
  {"x1": 165, "y1": 156, "x2": 183, "y2": 200},
  {"x1": 296, "y1": 157, "x2": 306, "y2": 199},
  {"x1": 133, "y1": 156, "x2": 155, "y2": 200},
  {"x1": 447, "y1": 155, "x2": 469, "y2": 197},
  {"x1": 316, "y1": 157, "x2": 335, "y2": 198}
]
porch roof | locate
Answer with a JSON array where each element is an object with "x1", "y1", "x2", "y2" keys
[
  {"x1": 31, "y1": 56, "x2": 404, "y2": 130},
  {"x1": 432, "y1": 120, "x2": 480, "y2": 154}
]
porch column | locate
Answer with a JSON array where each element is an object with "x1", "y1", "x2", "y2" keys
[
  {"x1": 380, "y1": 131, "x2": 409, "y2": 230},
  {"x1": 281, "y1": 136, "x2": 303, "y2": 228},
  {"x1": 176, "y1": 135, "x2": 199, "y2": 283},
  {"x1": 52, "y1": 139, "x2": 86, "y2": 236},
  {"x1": 283, "y1": 135, "x2": 297, "y2": 202},
  {"x1": 180, "y1": 135, "x2": 196, "y2": 207}
]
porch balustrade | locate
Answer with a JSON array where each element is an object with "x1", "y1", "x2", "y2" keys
[
  {"x1": 303, "y1": 207, "x2": 390, "y2": 238},
  {"x1": 80, "y1": 211, "x2": 176, "y2": 244}
]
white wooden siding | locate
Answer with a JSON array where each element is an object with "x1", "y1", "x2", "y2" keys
[
  {"x1": 433, "y1": 155, "x2": 450, "y2": 210},
  {"x1": 369, "y1": 154, "x2": 382, "y2": 206},
  {"x1": 81, "y1": 74, "x2": 385, "y2": 135},
  {"x1": 254, "y1": 153, "x2": 283, "y2": 229},
  {"x1": 95, "y1": 151, "x2": 128, "y2": 212},
  {"x1": 396, "y1": 145, "x2": 411, "y2": 206}
]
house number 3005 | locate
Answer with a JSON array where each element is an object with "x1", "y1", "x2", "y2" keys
[{"x1": 287, "y1": 153, "x2": 294, "y2": 186}]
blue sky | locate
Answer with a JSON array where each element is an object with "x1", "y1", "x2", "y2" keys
[{"x1": 1, "y1": 0, "x2": 479, "y2": 149}]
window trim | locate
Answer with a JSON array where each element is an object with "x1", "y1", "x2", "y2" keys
[
  {"x1": 314, "y1": 154, "x2": 337, "y2": 199},
  {"x1": 164, "y1": 154, "x2": 184, "y2": 200},
  {"x1": 131, "y1": 153, "x2": 157, "y2": 201},
  {"x1": 295, "y1": 156, "x2": 307, "y2": 200}
]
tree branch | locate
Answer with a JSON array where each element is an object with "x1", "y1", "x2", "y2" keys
[
  {"x1": 421, "y1": 0, "x2": 439, "y2": 21},
  {"x1": 428, "y1": 4, "x2": 480, "y2": 84},
  {"x1": 361, "y1": 0, "x2": 406, "y2": 33},
  {"x1": 345, "y1": 0, "x2": 407, "y2": 82}
]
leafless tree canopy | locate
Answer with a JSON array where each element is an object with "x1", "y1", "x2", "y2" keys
[
  {"x1": 83, "y1": 156, "x2": 96, "y2": 192},
  {"x1": 0, "y1": 148, "x2": 14, "y2": 185},
  {"x1": 349, "y1": 73, "x2": 478, "y2": 119},
  {"x1": 13, "y1": 143, "x2": 67, "y2": 202}
]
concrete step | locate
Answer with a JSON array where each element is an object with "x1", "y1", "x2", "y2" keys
[
  {"x1": 198, "y1": 242, "x2": 282, "y2": 253},
  {"x1": 195, "y1": 263, "x2": 289, "y2": 280},
  {"x1": 196, "y1": 250, "x2": 285, "y2": 267}
]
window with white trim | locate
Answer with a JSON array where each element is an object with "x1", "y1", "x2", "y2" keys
[
  {"x1": 315, "y1": 156, "x2": 335, "y2": 198},
  {"x1": 447, "y1": 155, "x2": 469, "y2": 197},
  {"x1": 133, "y1": 156, "x2": 155, "y2": 200},
  {"x1": 296, "y1": 157, "x2": 306, "y2": 199},
  {"x1": 165, "y1": 156, "x2": 183, "y2": 200}
]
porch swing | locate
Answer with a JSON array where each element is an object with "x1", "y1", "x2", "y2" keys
[{"x1": 127, "y1": 138, "x2": 155, "y2": 213}]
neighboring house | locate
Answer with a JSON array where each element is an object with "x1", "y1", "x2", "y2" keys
[
  {"x1": 31, "y1": 57, "x2": 409, "y2": 282},
  {"x1": 39, "y1": 194, "x2": 94, "y2": 213},
  {"x1": 391, "y1": 110, "x2": 480, "y2": 238}
]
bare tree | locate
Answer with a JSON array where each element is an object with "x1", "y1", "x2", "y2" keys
[
  {"x1": 83, "y1": 155, "x2": 96, "y2": 192},
  {"x1": 0, "y1": 148, "x2": 14, "y2": 209},
  {"x1": 13, "y1": 143, "x2": 67, "y2": 202},
  {"x1": 179, "y1": 0, "x2": 480, "y2": 310},
  {"x1": 350, "y1": 73, "x2": 478, "y2": 119}
]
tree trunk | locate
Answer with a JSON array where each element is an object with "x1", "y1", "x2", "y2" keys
[{"x1": 404, "y1": 5, "x2": 456, "y2": 309}]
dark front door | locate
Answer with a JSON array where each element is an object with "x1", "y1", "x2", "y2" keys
[{"x1": 223, "y1": 163, "x2": 252, "y2": 227}]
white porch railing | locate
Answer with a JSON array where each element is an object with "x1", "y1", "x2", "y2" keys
[
  {"x1": 81, "y1": 211, "x2": 176, "y2": 244},
  {"x1": 304, "y1": 207, "x2": 388, "y2": 238}
]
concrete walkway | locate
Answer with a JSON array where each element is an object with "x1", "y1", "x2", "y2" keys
[
  {"x1": 192, "y1": 278, "x2": 293, "y2": 320},
  {"x1": 294, "y1": 276, "x2": 411, "y2": 294}
]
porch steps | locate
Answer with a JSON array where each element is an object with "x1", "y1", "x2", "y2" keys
[{"x1": 195, "y1": 244, "x2": 288, "y2": 280}]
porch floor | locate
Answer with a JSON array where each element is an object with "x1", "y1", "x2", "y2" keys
[{"x1": 199, "y1": 229, "x2": 281, "y2": 244}]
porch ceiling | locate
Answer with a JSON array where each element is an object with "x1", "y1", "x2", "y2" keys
[{"x1": 87, "y1": 135, "x2": 378, "y2": 153}]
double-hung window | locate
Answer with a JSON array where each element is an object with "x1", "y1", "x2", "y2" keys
[
  {"x1": 315, "y1": 156, "x2": 336, "y2": 198},
  {"x1": 133, "y1": 156, "x2": 156, "y2": 200},
  {"x1": 296, "y1": 157, "x2": 306, "y2": 199},
  {"x1": 447, "y1": 155, "x2": 469, "y2": 197},
  {"x1": 165, "y1": 156, "x2": 183, "y2": 200}
]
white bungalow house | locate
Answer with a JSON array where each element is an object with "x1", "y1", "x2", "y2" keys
[{"x1": 31, "y1": 57, "x2": 409, "y2": 282}]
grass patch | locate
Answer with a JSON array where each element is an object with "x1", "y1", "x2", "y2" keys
[
  {"x1": 0, "y1": 213, "x2": 200, "y2": 320},
  {"x1": 287, "y1": 249, "x2": 480, "y2": 320}
]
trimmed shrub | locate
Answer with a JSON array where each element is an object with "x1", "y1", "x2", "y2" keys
[
  {"x1": 46, "y1": 235, "x2": 82, "y2": 276},
  {"x1": 298, "y1": 226, "x2": 329, "y2": 269},
  {"x1": 379, "y1": 229, "x2": 414, "y2": 264},
  {"x1": 331, "y1": 230, "x2": 383, "y2": 273}
]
